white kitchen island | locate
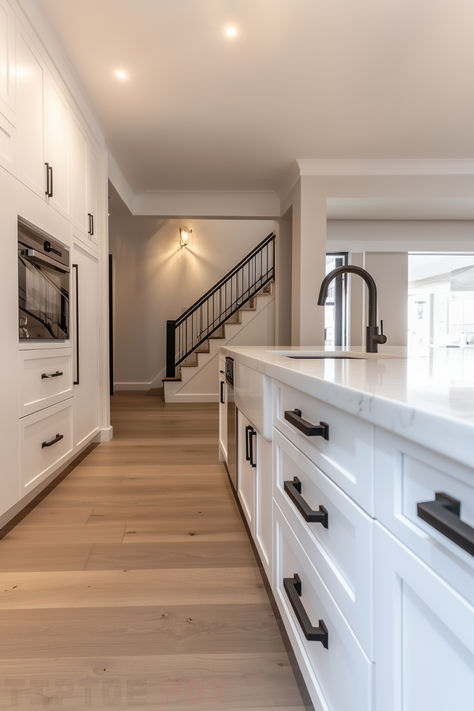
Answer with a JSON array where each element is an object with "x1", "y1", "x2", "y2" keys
[{"x1": 219, "y1": 345, "x2": 474, "y2": 711}]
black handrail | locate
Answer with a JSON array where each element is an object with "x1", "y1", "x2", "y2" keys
[
  {"x1": 176, "y1": 233, "x2": 275, "y2": 326},
  {"x1": 166, "y1": 233, "x2": 275, "y2": 377}
]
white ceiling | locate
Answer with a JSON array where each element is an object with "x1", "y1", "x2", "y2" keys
[{"x1": 36, "y1": 0, "x2": 474, "y2": 195}]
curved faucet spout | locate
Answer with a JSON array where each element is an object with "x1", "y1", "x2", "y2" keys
[{"x1": 317, "y1": 265, "x2": 387, "y2": 353}]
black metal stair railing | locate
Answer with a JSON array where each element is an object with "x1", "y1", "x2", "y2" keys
[{"x1": 166, "y1": 232, "x2": 275, "y2": 377}]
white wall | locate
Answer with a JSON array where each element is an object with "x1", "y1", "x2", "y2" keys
[{"x1": 109, "y1": 192, "x2": 275, "y2": 388}]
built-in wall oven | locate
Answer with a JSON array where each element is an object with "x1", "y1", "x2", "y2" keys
[
  {"x1": 18, "y1": 217, "x2": 70, "y2": 340},
  {"x1": 225, "y1": 356, "x2": 237, "y2": 490}
]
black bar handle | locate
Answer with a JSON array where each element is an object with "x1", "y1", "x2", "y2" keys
[
  {"x1": 220, "y1": 380, "x2": 225, "y2": 404},
  {"x1": 284, "y1": 409, "x2": 329, "y2": 440},
  {"x1": 41, "y1": 433, "x2": 63, "y2": 449},
  {"x1": 49, "y1": 165, "x2": 53, "y2": 197},
  {"x1": 44, "y1": 162, "x2": 50, "y2": 196},
  {"x1": 283, "y1": 574, "x2": 328, "y2": 647},
  {"x1": 284, "y1": 477, "x2": 328, "y2": 527},
  {"x1": 91, "y1": 214, "x2": 94, "y2": 236},
  {"x1": 245, "y1": 425, "x2": 252, "y2": 461},
  {"x1": 41, "y1": 370, "x2": 64, "y2": 379},
  {"x1": 417, "y1": 492, "x2": 474, "y2": 557},
  {"x1": 250, "y1": 429, "x2": 257, "y2": 468},
  {"x1": 73, "y1": 264, "x2": 80, "y2": 385}
]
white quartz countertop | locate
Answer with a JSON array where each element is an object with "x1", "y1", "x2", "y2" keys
[{"x1": 222, "y1": 345, "x2": 474, "y2": 468}]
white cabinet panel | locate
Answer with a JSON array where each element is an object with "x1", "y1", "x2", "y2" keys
[
  {"x1": 273, "y1": 427, "x2": 374, "y2": 657},
  {"x1": 68, "y1": 115, "x2": 88, "y2": 235},
  {"x1": 86, "y1": 141, "x2": 99, "y2": 245},
  {"x1": 0, "y1": 0, "x2": 15, "y2": 122},
  {"x1": 20, "y1": 349, "x2": 73, "y2": 417},
  {"x1": 374, "y1": 523, "x2": 474, "y2": 711},
  {"x1": 274, "y1": 503, "x2": 373, "y2": 711},
  {"x1": 255, "y1": 435, "x2": 272, "y2": 578},
  {"x1": 44, "y1": 76, "x2": 70, "y2": 217},
  {"x1": 72, "y1": 242, "x2": 99, "y2": 448},
  {"x1": 374, "y1": 428, "x2": 474, "y2": 604},
  {"x1": 20, "y1": 400, "x2": 73, "y2": 494},
  {"x1": 237, "y1": 409, "x2": 256, "y2": 532},
  {"x1": 14, "y1": 27, "x2": 44, "y2": 196},
  {"x1": 218, "y1": 375, "x2": 227, "y2": 460}
]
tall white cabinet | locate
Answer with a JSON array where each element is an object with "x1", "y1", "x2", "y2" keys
[
  {"x1": 0, "y1": 0, "x2": 110, "y2": 527},
  {"x1": 72, "y1": 242, "x2": 100, "y2": 448}
]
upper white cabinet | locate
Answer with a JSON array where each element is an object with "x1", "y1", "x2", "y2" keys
[
  {"x1": 0, "y1": 0, "x2": 15, "y2": 122},
  {"x1": 86, "y1": 141, "x2": 99, "y2": 245},
  {"x1": 14, "y1": 26, "x2": 45, "y2": 195},
  {"x1": 44, "y1": 75, "x2": 70, "y2": 216},
  {"x1": 69, "y1": 113, "x2": 88, "y2": 234}
]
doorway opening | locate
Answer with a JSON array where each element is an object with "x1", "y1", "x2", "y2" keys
[{"x1": 324, "y1": 252, "x2": 348, "y2": 347}]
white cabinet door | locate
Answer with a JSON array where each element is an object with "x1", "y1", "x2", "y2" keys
[
  {"x1": 72, "y1": 242, "x2": 99, "y2": 448},
  {"x1": 86, "y1": 141, "x2": 99, "y2": 245},
  {"x1": 0, "y1": 0, "x2": 15, "y2": 123},
  {"x1": 238, "y1": 410, "x2": 256, "y2": 534},
  {"x1": 218, "y1": 376, "x2": 227, "y2": 461},
  {"x1": 68, "y1": 114, "x2": 88, "y2": 235},
  {"x1": 255, "y1": 435, "x2": 272, "y2": 579},
  {"x1": 14, "y1": 27, "x2": 45, "y2": 196},
  {"x1": 374, "y1": 523, "x2": 474, "y2": 711},
  {"x1": 44, "y1": 76, "x2": 70, "y2": 217}
]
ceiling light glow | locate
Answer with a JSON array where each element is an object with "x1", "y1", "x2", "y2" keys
[
  {"x1": 115, "y1": 69, "x2": 128, "y2": 80},
  {"x1": 225, "y1": 26, "x2": 237, "y2": 38}
]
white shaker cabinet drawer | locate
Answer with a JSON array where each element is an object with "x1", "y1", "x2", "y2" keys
[
  {"x1": 273, "y1": 428, "x2": 374, "y2": 658},
  {"x1": 274, "y1": 503, "x2": 373, "y2": 711},
  {"x1": 273, "y1": 381, "x2": 374, "y2": 513},
  {"x1": 20, "y1": 400, "x2": 73, "y2": 494},
  {"x1": 374, "y1": 428, "x2": 474, "y2": 604},
  {"x1": 20, "y1": 350, "x2": 73, "y2": 417},
  {"x1": 374, "y1": 523, "x2": 474, "y2": 711}
]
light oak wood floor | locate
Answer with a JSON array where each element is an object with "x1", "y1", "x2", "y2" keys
[{"x1": 0, "y1": 391, "x2": 312, "y2": 710}]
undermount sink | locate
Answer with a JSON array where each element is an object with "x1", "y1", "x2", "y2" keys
[
  {"x1": 286, "y1": 354, "x2": 365, "y2": 359},
  {"x1": 269, "y1": 350, "x2": 406, "y2": 360}
]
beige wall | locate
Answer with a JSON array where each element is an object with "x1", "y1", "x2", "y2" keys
[{"x1": 109, "y1": 198, "x2": 275, "y2": 387}]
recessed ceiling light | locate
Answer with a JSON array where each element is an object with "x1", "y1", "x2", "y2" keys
[
  {"x1": 114, "y1": 69, "x2": 128, "y2": 80},
  {"x1": 225, "y1": 26, "x2": 237, "y2": 38}
]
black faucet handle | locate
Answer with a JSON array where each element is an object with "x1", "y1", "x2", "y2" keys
[{"x1": 378, "y1": 320, "x2": 387, "y2": 344}]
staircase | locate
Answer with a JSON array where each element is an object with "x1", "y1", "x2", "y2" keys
[{"x1": 163, "y1": 233, "x2": 275, "y2": 403}]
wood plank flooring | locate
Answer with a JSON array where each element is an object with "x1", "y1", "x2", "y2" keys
[{"x1": 0, "y1": 391, "x2": 312, "y2": 710}]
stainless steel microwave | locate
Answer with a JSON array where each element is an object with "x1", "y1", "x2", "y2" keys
[{"x1": 18, "y1": 217, "x2": 70, "y2": 340}]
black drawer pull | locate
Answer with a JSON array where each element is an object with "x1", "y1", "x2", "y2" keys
[
  {"x1": 417, "y1": 492, "x2": 474, "y2": 557},
  {"x1": 250, "y1": 429, "x2": 257, "y2": 468},
  {"x1": 41, "y1": 433, "x2": 64, "y2": 449},
  {"x1": 283, "y1": 574, "x2": 328, "y2": 647},
  {"x1": 41, "y1": 370, "x2": 64, "y2": 379},
  {"x1": 284, "y1": 409, "x2": 329, "y2": 440},
  {"x1": 245, "y1": 425, "x2": 252, "y2": 461},
  {"x1": 284, "y1": 477, "x2": 328, "y2": 527},
  {"x1": 220, "y1": 380, "x2": 225, "y2": 404}
]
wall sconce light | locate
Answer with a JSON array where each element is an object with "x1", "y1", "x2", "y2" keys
[{"x1": 180, "y1": 228, "x2": 191, "y2": 247}]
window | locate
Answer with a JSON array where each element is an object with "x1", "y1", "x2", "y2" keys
[
  {"x1": 408, "y1": 253, "x2": 474, "y2": 349},
  {"x1": 324, "y1": 253, "x2": 348, "y2": 347}
]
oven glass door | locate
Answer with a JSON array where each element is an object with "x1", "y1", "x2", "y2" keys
[{"x1": 18, "y1": 251, "x2": 70, "y2": 340}]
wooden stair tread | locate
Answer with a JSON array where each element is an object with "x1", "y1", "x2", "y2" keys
[{"x1": 162, "y1": 376, "x2": 182, "y2": 382}]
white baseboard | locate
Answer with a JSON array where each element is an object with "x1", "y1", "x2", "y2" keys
[
  {"x1": 114, "y1": 381, "x2": 152, "y2": 391},
  {"x1": 95, "y1": 426, "x2": 114, "y2": 442}
]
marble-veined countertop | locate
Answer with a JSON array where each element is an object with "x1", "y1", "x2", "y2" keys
[{"x1": 221, "y1": 345, "x2": 474, "y2": 468}]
